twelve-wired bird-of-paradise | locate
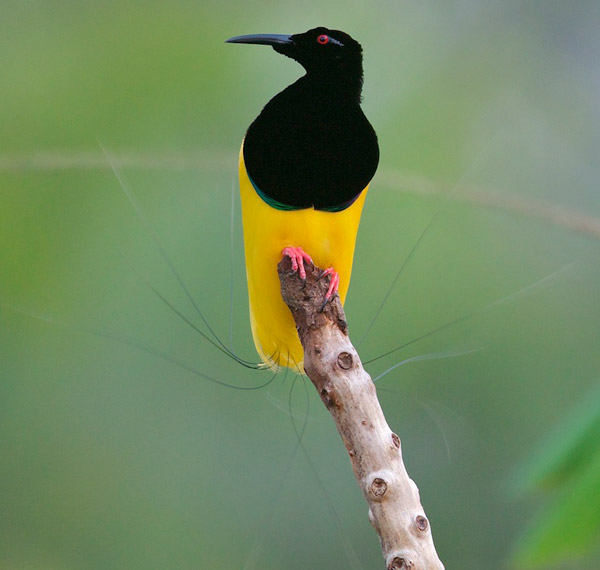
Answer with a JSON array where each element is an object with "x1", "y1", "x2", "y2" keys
[{"x1": 227, "y1": 27, "x2": 379, "y2": 371}]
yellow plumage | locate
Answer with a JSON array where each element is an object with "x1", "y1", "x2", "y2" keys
[{"x1": 238, "y1": 143, "x2": 368, "y2": 371}]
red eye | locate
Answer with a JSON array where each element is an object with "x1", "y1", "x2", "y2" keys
[{"x1": 317, "y1": 34, "x2": 330, "y2": 45}]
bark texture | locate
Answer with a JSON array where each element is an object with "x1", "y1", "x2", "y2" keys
[{"x1": 278, "y1": 257, "x2": 444, "y2": 570}]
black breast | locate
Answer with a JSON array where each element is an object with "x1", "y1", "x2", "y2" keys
[{"x1": 243, "y1": 77, "x2": 379, "y2": 212}]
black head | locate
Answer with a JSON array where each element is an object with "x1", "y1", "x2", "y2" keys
[{"x1": 227, "y1": 27, "x2": 363, "y2": 79}]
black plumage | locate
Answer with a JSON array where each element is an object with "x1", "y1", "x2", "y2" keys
[{"x1": 239, "y1": 27, "x2": 379, "y2": 211}]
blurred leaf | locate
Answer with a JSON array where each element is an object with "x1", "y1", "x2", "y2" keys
[
  {"x1": 514, "y1": 385, "x2": 600, "y2": 490},
  {"x1": 511, "y1": 385, "x2": 600, "y2": 568},
  {"x1": 513, "y1": 449, "x2": 600, "y2": 568}
]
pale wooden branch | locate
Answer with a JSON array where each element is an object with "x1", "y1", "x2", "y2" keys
[{"x1": 278, "y1": 257, "x2": 445, "y2": 570}]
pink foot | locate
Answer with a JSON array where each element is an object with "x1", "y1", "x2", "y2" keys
[
  {"x1": 320, "y1": 267, "x2": 340, "y2": 310},
  {"x1": 282, "y1": 246, "x2": 313, "y2": 281}
]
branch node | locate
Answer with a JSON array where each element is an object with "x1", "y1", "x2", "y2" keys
[
  {"x1": 387, "y1": 553, "x2": 415, "y2": 570},
  {"x1": 320, "y1": 384, "x2": 338, "y2": 409},
  {"x1": 370, "y1": 477, "x2": 388, "y2": 499},
  {"x1": 366, "y1": 470, "x2": 395, "y2": 500},
  {"x1": 336, "y1": 351, "x2": 354, "y2": 370},
  {"x1": 415, "y1": 515, "x2": 429, "y2": 533}
]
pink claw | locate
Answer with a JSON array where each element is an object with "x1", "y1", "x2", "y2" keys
[
  {"x1": 321, "y1": 267, "x2": 340, "y2": 305},
  {"x1": 282, "y1": 246, "x2": 313, "y2": 281}
]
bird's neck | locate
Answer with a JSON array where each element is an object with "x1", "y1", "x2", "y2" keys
[{"x1": 295, "y1": 70, "x2": 364, "y2": 107}]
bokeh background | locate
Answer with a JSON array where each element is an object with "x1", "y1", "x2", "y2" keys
[{"x1": 1, "y1": 1, "x2": 599, "y2": 569}]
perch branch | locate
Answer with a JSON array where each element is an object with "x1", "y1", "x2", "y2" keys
[{"x1": 278, "y1": 257, "x2": 444, "y2": 570}]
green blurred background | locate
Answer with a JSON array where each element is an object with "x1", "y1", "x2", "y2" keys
[{"x1": 1, "y1": 1, "x2": 599, "y2": 569}]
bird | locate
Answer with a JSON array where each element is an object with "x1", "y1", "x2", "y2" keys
[{"x1": 227, "y1": 27, "x2": 379, "y2": 371}]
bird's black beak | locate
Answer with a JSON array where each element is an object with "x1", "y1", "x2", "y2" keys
[{"x1": 226, "y1": 34, "x2": 293, "y2": 47}]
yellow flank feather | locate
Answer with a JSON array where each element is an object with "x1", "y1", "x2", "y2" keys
[{"x1": 238, "y1": 143, "x2": 368, "y2": 371}]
